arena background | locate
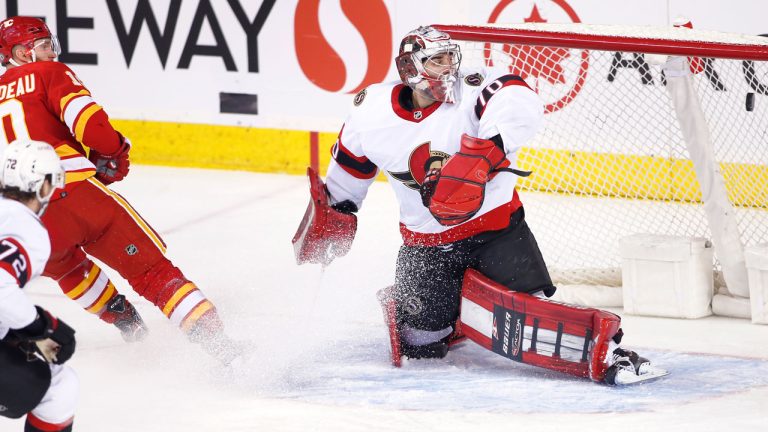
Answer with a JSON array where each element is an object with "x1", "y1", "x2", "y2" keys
[{"x1": 2, "y1": 0, "x2": 765, "y2": 175}]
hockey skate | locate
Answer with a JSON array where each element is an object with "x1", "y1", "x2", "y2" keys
[
  {"x1": 401, "y1": 341, "x2": 449, "y2": 360},
  {"x1": 604, "y1": 348, "x2": 669, "y2": 385},
  {"x1": 187, "y1": 312, "x2": 244, "y2": 366},
  {"x1": 102, "y1": 294, "x2": 149, "y2": 342}
]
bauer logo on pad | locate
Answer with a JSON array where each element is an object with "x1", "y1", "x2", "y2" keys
[{"x1": 491, "y1": 305, "x2": 525, "y2": 362}]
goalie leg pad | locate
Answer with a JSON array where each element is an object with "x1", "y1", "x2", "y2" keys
[
  {"x1": 377, "y1": 286, "x2": 463, "y2": 367},
  {"x1": 459, "y1": 269, "x2": 621, "y2": 382},
  {"x1": 377, "y1": 286, "x2": 403, "y2": 367},
  {"x1": 292, "y1": 167, "x2": 357, "y2": 265}
]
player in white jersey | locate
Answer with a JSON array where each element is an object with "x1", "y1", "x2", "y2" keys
[
  {"x1": 294, "y1": 26, "x2": 665, "y2": 385},
  {"x1": 0, "y1": 141, "x2": 79, "y2": 431}
]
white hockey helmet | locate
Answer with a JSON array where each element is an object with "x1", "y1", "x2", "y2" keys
[
  {"x1": 0, "y1": 139, "x2": 65, "y2": 214},
  {"x1": 395, "y1": 26, "x2": 462, "y2": 103}
]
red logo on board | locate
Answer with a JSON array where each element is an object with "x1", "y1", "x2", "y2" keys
[
  {"x1": 294, "y1": 0, "x2": 393, "y2": 94},
  {"x1": 487, "y1": 0, "x2": 588, "y2": 113}
]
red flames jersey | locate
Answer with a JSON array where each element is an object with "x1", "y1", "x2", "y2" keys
[{"x1": 0, "y1": 61, "x2": 122, "y2": 196}]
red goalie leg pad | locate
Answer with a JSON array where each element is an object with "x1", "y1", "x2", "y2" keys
[
  {"x1": 458, "y1": 269, "x2": 621, "y2": 382},
  {"x1": 292, "y1": 167, "x2": 357, "y2": 265},
  {"x1": 376, "y1": 286, "x2": 403, "y2": 367}
]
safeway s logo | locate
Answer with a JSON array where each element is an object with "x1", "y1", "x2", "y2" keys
[
  {"x1": 294, "y1": 0, "x2": 392, "y2": 94},
  {"x1": 487, "y1": 0, "x2": 587, "y2": 113}
]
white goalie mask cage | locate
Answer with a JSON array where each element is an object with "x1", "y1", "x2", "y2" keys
[{"x1": 395, "y1": 26, "x2": 463, "y2": 103}]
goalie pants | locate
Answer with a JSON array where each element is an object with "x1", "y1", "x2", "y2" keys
[
  {"x1": 394, "y1": 207, "x2": 556, "y2": 333},
  {"x1": 0, "y1": 342, "x2": 78, "y2": 427}
]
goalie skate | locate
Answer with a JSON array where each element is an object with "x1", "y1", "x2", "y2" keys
[{"x1": 604, "y1": 348, "x2": 669, "y2": 385}]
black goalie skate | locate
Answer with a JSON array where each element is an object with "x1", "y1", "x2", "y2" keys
[{"x1": 604, "y1": 348, "x2": 669, "y2": 385}]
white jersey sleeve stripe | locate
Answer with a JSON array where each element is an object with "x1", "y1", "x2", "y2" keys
[{"x1": 62, "y1": 95, "x2": 95, "y2": 135}]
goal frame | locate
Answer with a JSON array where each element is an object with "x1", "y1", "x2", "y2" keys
[{"x1": 430, "y1": 22, "x2": 768, "y2": 318}]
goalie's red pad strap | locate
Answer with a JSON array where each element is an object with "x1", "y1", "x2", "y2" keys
[
  {"x1": 459, "y1": 269, "x2": 621, "y2": 382},
  {"x1": 292, "y1": 167, "x2": 357, "y2": 265}
]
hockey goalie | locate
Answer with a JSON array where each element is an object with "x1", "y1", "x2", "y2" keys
[{"x1": 293, "y1": 26, "x2": 667, "y2": 385}]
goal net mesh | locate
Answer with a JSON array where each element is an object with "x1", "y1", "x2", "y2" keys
[{"x1": 446, "y1": 23, "x2": 768, "y2": 287}]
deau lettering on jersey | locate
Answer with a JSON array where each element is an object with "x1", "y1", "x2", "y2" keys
[{"x1": 0, "y1": 74, "x2": 35, "y2": 101}]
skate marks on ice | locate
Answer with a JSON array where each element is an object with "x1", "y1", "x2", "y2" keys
[{"x1": 228, "y1": 333, "x2": 768, "y2": 414}]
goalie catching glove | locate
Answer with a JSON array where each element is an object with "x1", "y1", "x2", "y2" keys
[
  {"x1": 7, "y1": 306, "x2": 76, "y2": 364},
  {"x1": 292, "y1": 167, "x2": 358, "y2": 266},
  {"x1": 420, "y1": 134, "x2": 529, "y2": 226},
  {"x1": 89, "y1": 132, "x2": 131, "y2": 185}
]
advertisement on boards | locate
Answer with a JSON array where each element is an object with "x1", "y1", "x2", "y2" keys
[{"x1": 1, "y1": 0, "x2": 766, "y2": 171}]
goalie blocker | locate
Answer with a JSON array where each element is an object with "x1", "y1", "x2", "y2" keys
[{"x1": 293, "y1": 167, "x2": 358, "y2": 266}]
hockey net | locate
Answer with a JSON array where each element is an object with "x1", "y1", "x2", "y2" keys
[{"x1": 434, "y1": 23, "x2": 768, "y2": 303}]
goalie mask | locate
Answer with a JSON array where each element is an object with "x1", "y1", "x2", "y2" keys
[
  {"x1": 0, "y1": 139, "x2": 65, "y2": 215},
  {"x1": 396, "y1": 26, "x2": 462, "y2": 104},
  {"x1": 0, "y1": 16, "x2": 61, "y2": 66}
]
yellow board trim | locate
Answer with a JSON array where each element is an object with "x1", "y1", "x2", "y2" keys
[
  {"x1": 516, "y1": 148, "x2": 768, "y2": 208},
  {"x1": 66, "y1": 262, "x2": 99, "y2": 300},
  {"x1": 110, "y1": 119, "x2": 767, "y2": 209},
  {"x1": 111, "y1": 119, "x2": 334, "y2": 175}
]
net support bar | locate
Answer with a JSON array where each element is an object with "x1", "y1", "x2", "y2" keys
[{"x1": 667, "y1": 72, "x2": 749, "y2": 297}]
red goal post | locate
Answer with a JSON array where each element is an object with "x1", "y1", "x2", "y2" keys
[
  {"x1": 431, "y1": 23, "x2": 768, "y2": 317},
  {"x1": 432, "y1": 23, "x2": 768, "y2": 60}
]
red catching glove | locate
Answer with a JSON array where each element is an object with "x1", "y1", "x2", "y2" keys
[
  {"x1": 420, "y1": 134, "x2": 511, "y2": 226},
  {"x1": 292, "y1": 167, "x2": 358, "y2": 266},
  {"x1": 89, "y1": 133, "x2": 131, "y2": 185}
]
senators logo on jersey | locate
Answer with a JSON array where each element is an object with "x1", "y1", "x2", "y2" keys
[{"x1": 388, "y1": 142, "x2": 450, "y2": 190}]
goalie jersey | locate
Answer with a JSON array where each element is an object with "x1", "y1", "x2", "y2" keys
[
  {"x1": 0, "y1": 198, "x2": 50, "y2": 339},
  {"x1": 326, "y1": 67, "x2": 544, "y2": 246}
]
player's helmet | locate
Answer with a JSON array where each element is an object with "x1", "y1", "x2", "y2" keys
[
  {"x1": 395, "y1": 26, "x2": 462, "y2": 103},
  {"x1": 0, "y1": 16, "x2": 61, "y2": 65},
  {"x1": 0, "y1": 140, "x2": 65, "y2": 215}
]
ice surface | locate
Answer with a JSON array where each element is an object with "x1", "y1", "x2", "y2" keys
[{"x1": 7, "y1": 166, "x2": 768, "y2": 432}]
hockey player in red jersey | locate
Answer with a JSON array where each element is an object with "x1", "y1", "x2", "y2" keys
[
  {"x1": 0, "y1": 16, "x2": 238, "y2": 362},
  {"x1": 294, "y1": 26, "x2": 666, "y2": 385},
  {"x1": 0, "y1": 140, "x2": 78, "y2": 432}
]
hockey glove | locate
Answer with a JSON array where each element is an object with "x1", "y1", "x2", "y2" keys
[
  {"x1": 10, "y1": 306, "x2": 76, "y2": 364},
  {"x1": 292, "y1": 167, "x2": 358, "y2": 266},
  {"x1": 420, "y1": 134, "x2": 511, "y2": 226},
  {"x1": 89, "y1": 132, "x2": 131, "y2": 185}
]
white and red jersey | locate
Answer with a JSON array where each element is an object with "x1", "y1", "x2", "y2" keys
[
  {"x1": 326, "y1": 67, "x2": 544, "y2": 246},
  {"x1": 0, "y1": 198, "x2": 51, "y2": 339},
  {"x1": 0, "y1": 61, "x2": 124, "y2": 198}
]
